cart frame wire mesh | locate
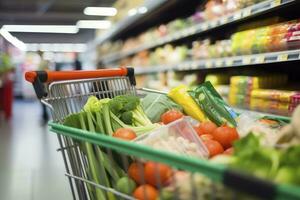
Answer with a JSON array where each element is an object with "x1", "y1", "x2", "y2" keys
[{"x1": 25, "y1": 68, "x2": 300, "y2": 200}]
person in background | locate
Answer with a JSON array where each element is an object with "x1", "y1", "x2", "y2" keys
[
  {"x1": 38, "y1": 51, "x2": 50, "y2": 125},
  {"x1": 74, "y1": 53, "x2": 82, "y2": 70}
]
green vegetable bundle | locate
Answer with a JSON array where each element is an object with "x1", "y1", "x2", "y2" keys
[
  {"x1": 231, "y1": 133, "x2": 300, "y2": 186},
  {"x1": 63, "y1": 95, "x2": 159, "y2": 199}
]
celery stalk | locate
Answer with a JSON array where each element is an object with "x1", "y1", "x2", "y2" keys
[
  {"x1": 86, "y1": 112, "x2": 116, "y2": 200},
  {"x1": 79, "y1": 114, "x2": 106, "y2": 200}
]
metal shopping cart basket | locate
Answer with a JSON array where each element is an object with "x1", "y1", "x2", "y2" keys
[{"x1": 25, "y1": 67, "x2": 300, "y2": 200}]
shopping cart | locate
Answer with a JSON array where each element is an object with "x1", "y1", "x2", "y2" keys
[{"x1": 25, "y1": 68, "x2": 300, "y2": 200}]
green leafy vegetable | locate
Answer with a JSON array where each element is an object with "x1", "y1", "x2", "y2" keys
[
  {"x1": 231, "y1": 133, "x2": 300, "y2": 186},
  {"x1": 109, "y1": 95, "x2": 153, "y2": 126}
]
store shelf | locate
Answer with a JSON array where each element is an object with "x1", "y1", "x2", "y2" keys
[
  {"x1": 90, "y1": 0, "x2": 169, "y2": 50},
  {"x1": 133, "y1": 49, "x2": 300, "y2": 74},
  {"x1": 100, "y1": 0, "x2": 296, "y2": 64}
]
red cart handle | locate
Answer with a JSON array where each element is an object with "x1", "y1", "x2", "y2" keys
[
  {"x1": 25, "y1": 67, "x2": 130, "y2": 83},
  {"x1": 25, "y1": 67, "x2": 135, "y2": 99}
]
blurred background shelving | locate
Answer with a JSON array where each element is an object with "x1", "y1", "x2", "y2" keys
[
  {"x1": 89, "y1": 0, "x2": 300, "y2": 117},
  {"x1": 1, "y1": 0, "x2": 300, "y2": 119}
]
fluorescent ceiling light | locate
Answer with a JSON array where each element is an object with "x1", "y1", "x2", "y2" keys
[
  {"x1": 0, "y1": 28, "x2": 26, "y2": 51},
  {"x1": 76, "y1": 20, "x2": 111, "y2": 29},
  {"x1": 25, "y1": 43, "x2": 87, "y2": 52},
  {"x1": 83, "y1": 7, "x2": 117, "y2": 16},
  {"x1": 2, "y1": 25, "x2": 78, "y2": 34}
]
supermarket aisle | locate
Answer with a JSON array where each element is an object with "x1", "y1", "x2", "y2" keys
[{"x1": 0, "y1": 100, "x2": 72, "y2": 200}]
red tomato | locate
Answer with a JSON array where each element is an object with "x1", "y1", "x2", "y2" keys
[
  {"x1": 200, "y1": 134, "x2": 214, "y2": 141},
  {"x1": 133, "y1": 184, "x2": 158, "y2": 200},
  {"x1": 113, "y1": 128, "x2": 137, "y2": 140},
  {"x1": 203, "y1": 140, "x2": 224, "y2": 157},
  {"x1": 224, "y1": 147, "x2": 234, "y2": 155},
  {"x1": 194, "y1": 121, "x2": 217, "y2": 136},
  {"x1": 144, "y1": 162, "x2": 173, "y2": 187},
  {"x1": 128, "y1": 162, "x2": 145, "y2": 184},
  {"x1": 212, "y1": 126, "x2": 239, "y2": 149},
  {"x1": 161, "y1": 109, "x2": 184, "y2": 124}
]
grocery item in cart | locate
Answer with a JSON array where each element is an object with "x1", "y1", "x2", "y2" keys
[
  {"x1": 189, "y1": 81, "x2": 237, "y2": 127},
  {"x1": 134, "y1": 117, "x2": 209, "y2": 159},
  {"x1": 168, "y1": 85, "x2": 207, "y2": 122},
  {"x1": 141, "y1": 93, "x2": 183, "y2": 123}
]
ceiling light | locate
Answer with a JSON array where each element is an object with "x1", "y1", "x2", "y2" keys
[
  {"x1": 2, "y1": 25, "x2": 78, "y2": 34},
  {"x1": 138, "y1": 7, "x2": 148, "y2": 14},
  {"x1": 83, "y1": 7, "x2": 117, "y2": 16},
  {"x1": 76, "y1": 20, "x2": 111, "y2": 29},
  {"x1": 0, "y1": 28, "x2": 26, "y2": 51},
  {"x1": 128, "y1": 9, "x2": 137, "y2": 16},
  {"x1": 25, "y1": 43, "x2": 87, "y2": 53}
]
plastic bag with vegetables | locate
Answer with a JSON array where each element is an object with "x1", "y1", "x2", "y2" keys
[{"x1": 141, "y1": 93, "x2": 183, "y2": 123}]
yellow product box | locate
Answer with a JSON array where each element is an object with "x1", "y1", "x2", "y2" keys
[{"x1": 251, "y1": 89, "x2": 296, "y2": 102}]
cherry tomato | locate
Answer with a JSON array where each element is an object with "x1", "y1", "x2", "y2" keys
[
  {"x1": 128, "y1": 162, "x2": 145, "y2": 184},
  {"x1": 161, "y1": 109, "x2": 184, "y2": 124},
  {"x1": 203, "y1": 140, "x2": 224, "y2": 157},
  {"x1": 113, "y1": 128, "x2": 137, "y2": 141},
  {"x1": 133, "y1": 184, "x2": 158, "y2": 200},
  {"x1": 144, "y1": 162, "x2": 173, "y2": 187},
  {"x1": 212, "y1": 126, "x2": 239, "y2": 149},
  {"x1": 193, "y1": 121, "x2": 217, "y2": 136}
]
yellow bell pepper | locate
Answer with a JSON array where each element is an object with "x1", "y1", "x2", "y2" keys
[{"x1": 168, "y1": 85, "x2": 207, "y2": 122}]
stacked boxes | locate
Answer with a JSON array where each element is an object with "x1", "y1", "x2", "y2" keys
[{"x1": 228, "y1": 75, "x2": 300, "y2": 115}]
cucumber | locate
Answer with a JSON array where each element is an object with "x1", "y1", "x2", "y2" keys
[
  {"x1": 205, "y1": 89, "x2": 237, "y2": 127},
  {"x1": 197, "y1": 88, "x2": 226, "y2": 126}
]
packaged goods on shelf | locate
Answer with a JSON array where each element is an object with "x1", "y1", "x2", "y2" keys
[
  {"x1": 228, "y1": 75, "x2": 300, "y2": 115},
  {"x1": 98, "y1": 0, "x2": 267, "y2": 57},
  {"x1": 251, "y1": 89, "x2": 298, "y2": 103},
  {"x1": 232, "y1": 19, "x2": 300, "y2": 54},
  {"x1": 117, "y1": 19, "x2": 300, "y2": 68},
  {"x1": 250, "y1": 89, "x2": 300, "y2": 115},
  {"x1": 228, "y1": 75, "x2": 287, "y2": 107}
]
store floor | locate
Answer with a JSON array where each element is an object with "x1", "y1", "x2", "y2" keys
[{"x1": 0, "y1": 100, "x2": 72, "y2": 200}]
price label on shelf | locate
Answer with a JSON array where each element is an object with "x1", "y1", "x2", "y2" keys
[
  {"x1": 277, "y1": 53, "x2": 288, "y2": 61},
  {"x1": 242, "y1": 8, "x2": 251, "y2": 18},
  {"x1": 190, "y1": 27, "x2": 197, "y2": 35},
  {"x1": 242, "y1": 56, "x2": 252, "y2": 65},
  {"x1": 205, "y1": 60, "x2": 213, "y2": 68},
  {"x1": 220, "y1": 17, "x2": 228, "y2": 24},
  {"x1": 210, "y1": 20, "x2": 217, "y2": 27},
  {"x1": 233, "y1": 12, "x2": 242, "y2": 20},
  {"x1": 215, "y1": 60, "x2": 223, "y2": 67},
  {"x1": 202, "y1": 23, "x2": 209, "y2": 30},
  {"x1": 191, "y1": 62, "x2": 198, "y2": 69},
  {"x1": 225, "y1": 58, "x2": 233, "y2": 66},
  {"x1": 272, "y1": 0, "x2": 281, "y2": 7},
  {"x1": 255, "y1": 55, "x2": 265, "y2": 63}
]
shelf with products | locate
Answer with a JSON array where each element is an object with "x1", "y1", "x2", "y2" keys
[
  {"x1": 100, "y1": 0, "x2": 298, "y2": 64},
  {"x1": 93, "y1": 0, "x2": 200, "y2": 50},
  {"x1": 93, "y1": 0, "x2": 168, "y2": 47},
  {"x1": 134, "y1": 66, "x2": 300, "y2": 117},
  {"x1": 130, "y1": 49, "x2": 300, "y2": 75}
]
